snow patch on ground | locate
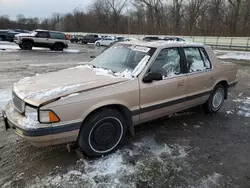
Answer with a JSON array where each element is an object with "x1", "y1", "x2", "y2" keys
[
  {"x1": 190, "y1": 173, "x2": 222, "y2": 188},
  {"x1": 28, "y1": 63, "x2": 76, "y2": 67},
  {"x1": 25, "y1": 137, "x2": 192, "y2": 188},
  {"x1": 216, "y1": 50, "x2": 250, "y2": 61},
  {"x1": 0, "y1": 88, "x2": 12, "y2": 115},
  {"x1": 233, "y1": 97, "x2": 250, "y2": 117},
  {"x1": 0, "y1": 43, "x2": 80, "y2": 53},
  {"x1": 4, "y1": 136, "x2": 224, "y2": 187}
]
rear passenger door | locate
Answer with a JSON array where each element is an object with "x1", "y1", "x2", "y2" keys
[{"x1": 182, "y1": 47, "x2": 214, "y2": 108}]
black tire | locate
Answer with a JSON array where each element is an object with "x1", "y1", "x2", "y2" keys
[
  {"x1": 18, "y1": 44, "x2": 23, "y2": 50},
  {"x1": 53, "y1": 43, "x2": 64, "y2": 51},
  {"x1": 50, "y1": 46, "x2": 55, "y2": 51},
  {"x1": 22, "y1": 41, "x2": 33, "y2": 50},
  {"x1": 96, "y1": 42, "x2": 100, "y2": 46},
  {"x1": 203, "y1": 84, "x2": 225, "y2": 114},
  {"x1": 78, "y1": 108, "x2": 127, "y2": 158}
]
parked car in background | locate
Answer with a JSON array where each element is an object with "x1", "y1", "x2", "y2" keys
[
  {"x1": 6, "y1": 29, "x2": 30, "y2": 42},
  {"x1": 3, "y1": 41, "x2": 238, "y2": 157},
  {"x1": 0, "y1": 30, "x2": 9, "y2": 41},
  {"x1": 14, "y1": 29, "x2": 69, "y2": 51},
  {"x1": 142, "y1": 36, "x2": 160, "y2": 41},
  {"x1": 70, "y1": 35, "x2": 84, "y2": 43},
  {"x1": 95, "y1": 37, "x2": 116, "y2": 46},
  {"x1": 79, "y1": 34, "x2": 99, "y2": 44},
  {"x1": 116, "y1": 37, "x2": 125, "y2": 41},
  {"x1": 163, "y1": 37, "x2": 185, "y2": 42}
]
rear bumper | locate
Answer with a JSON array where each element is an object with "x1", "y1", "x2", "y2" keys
[{"x1": 2, "y1": 102, "x2": 81, "y2": 147}]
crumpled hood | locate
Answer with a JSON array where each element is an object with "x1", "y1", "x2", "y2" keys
[{"x1": 13, "y1": 65, "x2": 130, "y2": 106}]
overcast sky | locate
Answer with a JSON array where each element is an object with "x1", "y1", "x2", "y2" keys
[{"x1": 0, "y1": 0, "x2": 92, "y2": 20}]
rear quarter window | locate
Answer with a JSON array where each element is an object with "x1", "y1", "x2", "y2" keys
[{"x1": 50, "y1": 32, "x2": 66, "y2": 40}]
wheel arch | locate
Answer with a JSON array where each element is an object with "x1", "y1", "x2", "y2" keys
[
  {"x1": 214, "y1": 80, "x2": 228, "y2": 99},
  {"x1": 22, "y1": 38, "x2": 34, "y2": 45},
  {"x1": 79, "y1": 103, "x2": 134, "y2": 138}
]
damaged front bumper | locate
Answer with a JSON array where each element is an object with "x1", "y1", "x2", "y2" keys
[{"x1": 2, "y1": 101, "x2": 81, "y2": 147}]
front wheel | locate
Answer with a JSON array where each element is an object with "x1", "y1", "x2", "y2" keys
[
  {"x1": 22, "y1": 42, "x2": 33, "y2": 50},
  {"x1": 203, "y1": 84, "x2": 225, "y2": 114},
  {"x1": 95, "y1": 42, "x2": 100, "y2": 46},
  {"x1": 18, "y1": 44, "x2": 23, "y2": 49},
  {"x1": 78, "y1": 108, "x2": 127, "y2": 158}
]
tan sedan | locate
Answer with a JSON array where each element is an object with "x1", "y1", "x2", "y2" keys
[{"x1": 2, "y1": 41, "x2": 238, "y2": 157}]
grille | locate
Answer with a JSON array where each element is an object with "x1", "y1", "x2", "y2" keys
[{"x1": 13, "y1": 92, "x2": 24, "y2": 113}]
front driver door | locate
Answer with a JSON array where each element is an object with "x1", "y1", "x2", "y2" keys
[{"x1": 139, "y1": 48, "x2": 188, "y2": 123}]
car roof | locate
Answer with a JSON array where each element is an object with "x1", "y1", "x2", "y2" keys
[
  {"x1": 35, "y1": 29, "x2": 63, "y2": 33},
  {"x1": 119, "y1": 40, "x2": 204, "y2": 48}
]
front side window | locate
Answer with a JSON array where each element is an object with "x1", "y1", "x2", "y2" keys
[
  {"x1": 184, "y1": 47, "x2": 211, "y2": 73},
  {"x1": 36, "y1": 32, "x2": 49, "y2": 38},
  {"x1": 150, "y1": 48, "x2": 181, "y2": 77}
]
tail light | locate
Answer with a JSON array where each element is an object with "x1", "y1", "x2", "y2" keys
[{"x1": 65, "y1": 34, "x2": 70, "y2": 40}]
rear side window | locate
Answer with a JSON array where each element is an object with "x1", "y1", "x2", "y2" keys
[
  {"x1": 183, "y1": 47, "x2": 211, "y2": 73},
  {"x1": 36, "y1": 32, "x2": 50, "y2": 38},
  {"x1": 50, "y1": 32, "x2": 66, "y2": 40}
]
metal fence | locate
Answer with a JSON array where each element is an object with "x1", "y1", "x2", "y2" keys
[{"x1": 66, "y1": 32, "x2": 250, "y2": 51}]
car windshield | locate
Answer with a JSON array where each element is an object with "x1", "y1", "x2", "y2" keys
[
  {"x1": 91, "y1": 44, "x2": 155, "y2": 73},
  {"x1": 31, "y1": 31, "x2": 37, "y2": 35}
]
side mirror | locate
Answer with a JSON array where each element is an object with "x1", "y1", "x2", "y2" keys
[{"x1": 143, "y1": 72, "x2": 163, "y2": 83}]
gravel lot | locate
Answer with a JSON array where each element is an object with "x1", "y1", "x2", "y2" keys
[{"x1": 0, "y1": 42, "x2": 250, "y2": 188}]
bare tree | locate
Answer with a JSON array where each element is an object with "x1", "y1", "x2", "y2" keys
[
  {"x1": 0, "y1": 0, "x2": 249, "y2": 36},
  {"x1": 183, "y1": 0, "x2": 209, "y2": 35},
  {"x1": 228, "y1": 0, "x2": 242, "y2": 35}
]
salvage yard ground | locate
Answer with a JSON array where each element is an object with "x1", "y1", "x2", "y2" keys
[{"x1": 0, "y1": 42, "x2": 250, "y2": 188}]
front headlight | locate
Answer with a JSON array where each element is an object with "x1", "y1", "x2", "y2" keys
[
  {"x1": 39, "y1": 110, "x2": 60, "y2": 123},
  {"x1": 25, "y1": 105, "x2": 38, "y2": 121}
]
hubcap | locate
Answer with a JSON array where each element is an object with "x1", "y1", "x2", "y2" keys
[
  {"x1": 88, "y1": 117, "x2": 123, "y2": 153},
  {"x1": 212, "y1": 89, "x2": 224, "y2": 109}
]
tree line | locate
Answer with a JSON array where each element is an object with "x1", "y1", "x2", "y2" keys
[{"x1": 0, "y1": 0, "x2": 249, "y2": 37}]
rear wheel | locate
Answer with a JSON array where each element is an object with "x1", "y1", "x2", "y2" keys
[
  {"x1": 53, "y1": 43, "x2": 64, "y2": 51},
  {"x1": 78, "y1": 108, "x2": 127, "y2": 158},
  {"x1": 22, "y1": 41, "x2": 33, "y2": 50},
  {"x1": 203, "y1": 84, "x2": 225, "y2": 114}
]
